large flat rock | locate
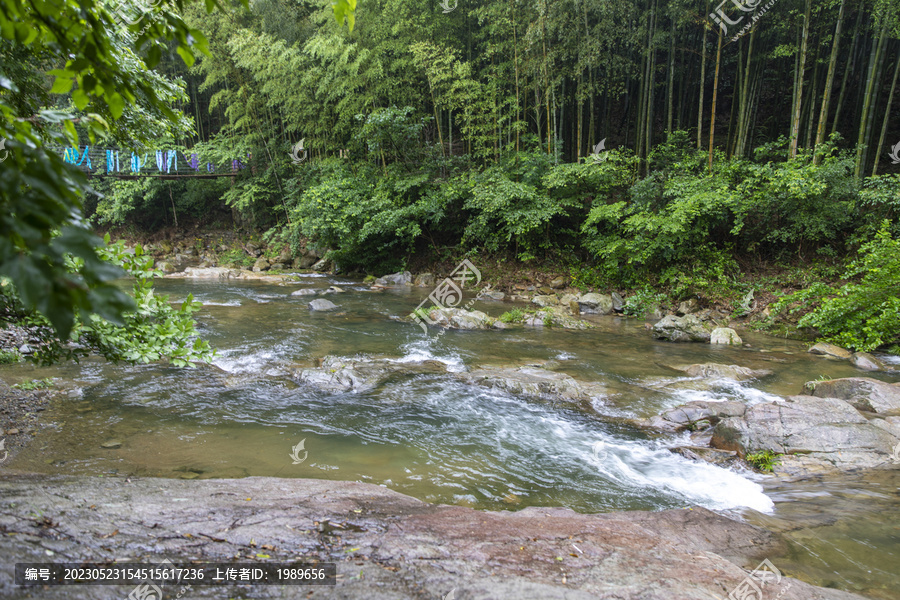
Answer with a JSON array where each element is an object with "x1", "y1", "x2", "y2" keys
[{"x1": 0, "y1": 475, "x2": 864, "y2": 599}]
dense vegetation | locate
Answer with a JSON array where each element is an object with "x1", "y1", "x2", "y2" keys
[{"x1": 2, "y1": 0, "x2": 900, "y2": 355}]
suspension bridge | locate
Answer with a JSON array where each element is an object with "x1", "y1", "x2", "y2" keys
[{"x1": 59, "y1": 145, "x2": 254, "y2": 179}]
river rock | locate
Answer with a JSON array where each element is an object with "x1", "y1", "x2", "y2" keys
[
  {"x1": 850, "y1": 352, "x2": 884, "y2": 371},
  {"x1": 155, "y1": 260, "x2": 176, "y2": 273},
  {"x1": 298, "y1": 255, "x2": 317, "y2": 268},
  {"x1": 577, "y1": 293, "x2": 613, "y2": 315},
  {"x1": 676, "y1": 298, "x2": 699, "y2": 315},
  {"x1": 294, "y1": 356, "x2": 447, "y2": 393},
  {"x1": 669, "y1": 446, "x2": 741, "y2": 468},
  {"x1": 252, "y1": 257, "x2": 270, "y2": 272},
  {"x1": 0, "y1": 475, "x2": 864, "y2": 600},
  {"x1": 413, "y1": 273, "x2": 435, "y2": 287},
  {"x1": 711, "y1": 395, "x2": 900, "y2": 473},
  {"x1": 639, "y1": 400, "x2": 747, "y2": 432},
  {"x1": 462, "y1": 365, "x2": 608, "y2": 405},
  {"x1": 481, "y1": 290, "x2": 505, "y2": 301},
  {"x1": 374, "y1": 271, "x2": 412, "y2": 287},
  {"x1": 549, "y1": 276, "x2": 566, "y2": 289},
  {"x1": 710, "y1": 327, "x2": 742, "y2": 345},
  {"x1": 611, "y1": 292, "x2": 624, "y2": 312},
  {"x1": 312, "y1": 258, "x2": 330, "y2": 272},
  {"x1": 291, "y1": 288, "x2": 318, "y2": 296},
  {"x1": 308, "y1": 299, "x2": 338, "y2": 311},
  {"x1": 803, "y1": 377, "x2": 900, "y2": 413},
  {"x1": 531, "y1": 294, "x2": 559, "y2": 307},
  {"x1": 808, "y1": 342, "x2": 852, "y2": 360},
  {"x1": 651, "y1": 315, "x2": 710, "y2": 342},
  {"x1": 524, "y1": 307, "x2": 592, "y2": 330},
  {"x1": 671, "y1": 363, "x2": 773, "y2": 381},
  {"x1": 100, "y1": 440, "x2": 122, "y2": 449},
  {"x1": 268, "y1": 262, "x2": 286, "y2": 271},
  {"x1": 421, "y1": 307, "x2": 502, "y2": 330},
  {"x1": 277, "y1": 248, "x2": 293, "y2": 264}
]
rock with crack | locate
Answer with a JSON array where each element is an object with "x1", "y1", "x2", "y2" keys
[
  {"x1": 711, "y1": 395, "x2": 900, "y2": 475},
  {"x1": 638, "y1": 400, "x2": 747, "y2": 432},
  {"x1": 651, "y1": 315, "x2": 710, "y2": 342},
  {"x1": 803, "y1": 377, "x2": 900, "y2": 414},
  {"x1": 0, "y1": 475, "x2": 867, "y2": 600}
]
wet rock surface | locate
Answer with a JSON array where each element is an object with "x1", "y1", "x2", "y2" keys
[
  {"x1": 668, "y1": 363, "x2": 774, "y2": 381},
  {"x1": 292, "y1": 356, "x2": 448, "y2": 393},
  {"x1": 804, "y1": 377, "x2": 900, "y2": 414},
  {"x1": 651, "y1": 315, "x2": 711, "y2": 342},
  {"x1": 461, "y1": 365, "x2": 608, "y2": 407},
  {"x1": 0, "y1": 475, "x2": 865, "y2": 600}
]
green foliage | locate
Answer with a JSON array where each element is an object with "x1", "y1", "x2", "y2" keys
[
  {"x1": 622, "y1": 288, "x2": 667, "y2": 317},
  {"x1": 745, "y1": 450, "x2": 781, "y2": 473},
  {"x1": 772, "y1": 223, "x2": 900, "y2": 351},
  {"x1": 13, "y1": 378, "x2": 53, "y2": 390},
  {"x1": 498, "y1": 309, "x2": 526, "y2": 323},
  {"x1": 1, "y1": 237, "x2": 214, "y2": 367},
  {"x1": 220, "y1": 248, "x2": 255, "y2": 269},
  {"x1": 0, "y1": 350, "x2": 21, "y2": 364}
]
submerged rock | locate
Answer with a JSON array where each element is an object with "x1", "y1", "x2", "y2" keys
[
  {"x1": 462, "y1": 365, "x2": 608, "y2": 405},
  {"x1": 803, "y1": 377, "x2": 900, "y2": 413},
  {"x1": 293, "y1": 356, "x2": 447, "y2": 393},
  {"x1": 651, "y1": 315, "x2": 710, "y2": 342},
  {"x1": 291, "y1": 288, "x2": 318, "y2": 296},
  {"x1": 669, "y1": 446, "x2": 741, "y2": 468}
]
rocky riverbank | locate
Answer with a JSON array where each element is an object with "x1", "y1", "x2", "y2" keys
[{"x1": 0, "y1": 475, "x2": 867, "y2": 599}]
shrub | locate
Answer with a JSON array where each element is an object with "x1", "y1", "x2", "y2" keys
[{"x1": 745, "y1": 450, "x2": 780, "y2": 472}]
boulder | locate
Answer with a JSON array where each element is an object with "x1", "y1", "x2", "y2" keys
[
  {"x1": 711, "y1": 395, "x2": 900, "y2": 472},
  {"x1": 671, "y1": 363, "x2": 773, "y2": 381},
  {"x1": 651, "y1": 315, "x2": 710, "y2": 343},
  {"x1": 298, "y1": 255, "x2": 317, "y2": 269},
  {"x1": 611, "y1": 292, "x2": 624, "y2": 313},
  {"x1": 295, "y1": 356, "x2": 448, "y2": 393},
  {"x1": 709, "y1": 327, "x2": 742, "y2": 346},
  {"x1": 532, "y1": 294, "x2": 559, "y2": 308},
  {"x1": 269, "y1": 263, "x2": 287, "y2": 271},
  {"x1": 549, "y1": 276, "x2": 567, "y2": 289},
  {"x1": 639, "y1": 400, "x2": 747, "y2": 432},
  {"x1": 277, "y1": 248, "x2": 293, "y2": 264},
  {"x1": 850, "y1": 352, "x2": 884, "y2": 371},
  {"x1": 482, "y1": 290, "x2": 506, "y2": 301},
  {"x1": 577, "y1": 293, "x2": 613, "y2": 315},
  {"x1": 291, "y1": 288, "x2": 318, "y2": 297},
  {"x1": 538, "y1": 286, "x2": 553, "y2": 295},
  {"x1": 308, "y1": 299, "x2": 338, "y2": 311},
  {"x1": 523, "y1": 307, "x2": 593, "y2": 330},
  {"x1": 322, "y1": 286, "x2": 345, "y2": 294},
  {"x1": 421, "y1": 307, "x2": 502, "y2": 330},
  {"x1": 808, "y1": 342, "x2": 852, "y2": 360},
  {"x1": 252, "y1": 257, "x2": 270, "y2": 272},
  {"x1": 312, "y1": 258, "x2": 330, "y2": 272},
  {"x1": 413, "y1": 273, "x2": 435, "y2": 287},
  {"x1": 155, "y1": 260, "x2": 176, "y2": 273},
  {"x1": 803, "y1": 377, "x2": 900, "y2": 413},
  {"x1": 676, "y1": 298, "x2": 699, "y2": 315},
  {"x1": 374, "y1": 271, "x2": 413, "y2": 287}
]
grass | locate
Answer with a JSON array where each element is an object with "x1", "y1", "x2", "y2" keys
[
  {"x1": 745, "y1": 450, "x2": 781, "y2": 473},
  {"x1": 13, "y1": 378, "x2": 53, "y2": 391}
]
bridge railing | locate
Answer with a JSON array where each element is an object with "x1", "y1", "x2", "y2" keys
[{"x1": 52, "y1": 145, "x2": 252, "y2": 177}]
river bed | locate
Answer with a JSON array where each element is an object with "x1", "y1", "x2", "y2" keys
[{"x1": 2, "y1": 275, "x2": 898, "y2": 598}]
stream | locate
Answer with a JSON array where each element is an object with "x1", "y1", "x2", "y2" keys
[{"x1": 2, "y1": 274, "x2": 898, "y2": 599}]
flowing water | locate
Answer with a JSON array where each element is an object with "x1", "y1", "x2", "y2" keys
[{"x1": 2, "y1": 275, "x2": 898, "y2": 598}]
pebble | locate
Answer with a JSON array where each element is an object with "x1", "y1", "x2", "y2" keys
[
  {"x1": 7, "y1": 428, "x2": 20, "y2": 435},
  {"x1": 100, "y1": 440, "x2": 123, "y2": 449}
]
